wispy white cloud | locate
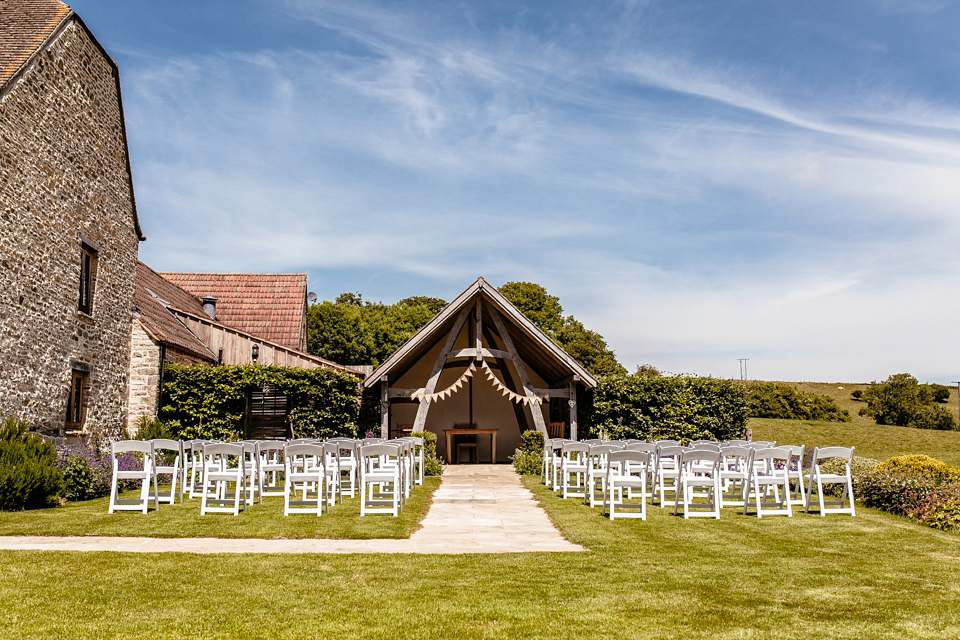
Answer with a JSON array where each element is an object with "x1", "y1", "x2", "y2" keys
[{"x1": 115, "y1": 0, "x2": 960, "y2": 382}]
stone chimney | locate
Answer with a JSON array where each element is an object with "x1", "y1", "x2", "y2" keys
[{"x1": 201, "y1": 296, "x2": 217, "y2": 320}]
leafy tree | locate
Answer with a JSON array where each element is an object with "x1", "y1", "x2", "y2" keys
[
  {"x1": 307, "y1": 294, "x2": 446, "y2": 366},
  {"x1": 499, "y1": 282, "x2": 626, "y2": 377},
  {"x1": 398, "y1": 296, "x2": 447, "y2": 315},
  {"x1": 860, "y1": 373, "x2": 958, "y2": 431},
  {"x1": 744, "y1": 381, "x2": 850, "y2": 422},
  {"x1": 498, "y1": 282, "x2": 564, "y2": 335},
  {"x1": 555, "y1": 317, "x2": 627, "y2": 377}
]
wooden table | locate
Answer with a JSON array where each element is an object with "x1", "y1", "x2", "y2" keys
[{"x1": 444, "y1": 428, "x2": 498, "y2": 464}]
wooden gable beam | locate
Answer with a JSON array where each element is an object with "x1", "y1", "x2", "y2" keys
[
  {"x1": 483, "y1": 300, "x2": 548, "y2": 436},
  {"x1": 411, "y1": 307, "x2": 471, "y2": 432}
]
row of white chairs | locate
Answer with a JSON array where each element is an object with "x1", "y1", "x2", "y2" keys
[
  {"x1": 542, "y1": 439, "x2": 856, "y2": 520},
  {"x1": 107, "y1": 436, "x2": 425, "y2": 517}
]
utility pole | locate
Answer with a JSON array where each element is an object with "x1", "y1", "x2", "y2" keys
[{"x1": 738, "y1": 358, "x2": 750, "y2": 381}]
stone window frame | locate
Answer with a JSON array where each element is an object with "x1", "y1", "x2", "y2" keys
[
  {"x1": 65, "y1": 370, "x2": 87, "y2": 429},
  {"x1": 78, "y1": 240, "x2": 98, "y2": 315}
]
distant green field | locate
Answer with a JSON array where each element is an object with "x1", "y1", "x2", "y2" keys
[
  {"x1": 770, "y1": 380, "x2": 960, "y2": 425},
  {"x1": 750, "y1": 417, "x2": 960, "y2": 467}
]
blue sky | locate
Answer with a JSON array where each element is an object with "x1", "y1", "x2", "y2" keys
[{"x1": 68, "y1": 0, "x2": 960, "y2": 382}]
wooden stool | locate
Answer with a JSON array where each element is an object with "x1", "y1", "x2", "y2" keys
[{"x1": 457, "y1": 443, "x2": 478, "y2": 464}]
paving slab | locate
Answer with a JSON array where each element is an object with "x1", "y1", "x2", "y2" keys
[{"x1": 0, "y1": 464, "x2": 584, "y2": 554}]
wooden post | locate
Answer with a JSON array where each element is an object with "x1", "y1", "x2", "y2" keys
[
  {"x1": 568, "y1": 380, "x2": 578, "y2": 441},
  {"x1": 380, "y1": 375, "x2": 389, "y2": 439},
  {"x1": 484, "y1": 301, "x2": 548, "y2": 436},
  {"x1": 412, "y1": 307, "x2": 471, "y2": 432},
  {"x1": 475, "y1": 300, "x2": 483, "y2": 362}
]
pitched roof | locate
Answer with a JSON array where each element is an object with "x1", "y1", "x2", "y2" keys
[
  {"x1": 363, "y1": 278, "x2": 598, "y2": 389},
  {"x1": 134, "y1": 262, "x2": 216, "y2": 362},
  {"x1": 159, "y1": 273, "x2": 308, "y2": 351},
  {"x1": 0, "y1": 0, "x2": 71, "y2": 89},
  {"x1": 0, "y1": 0, "x2": 146, "y2": 242}
]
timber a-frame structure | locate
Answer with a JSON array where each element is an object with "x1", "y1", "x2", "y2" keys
[{"x1": 364, "y1": 278, "x2": 597, "y2": 463}]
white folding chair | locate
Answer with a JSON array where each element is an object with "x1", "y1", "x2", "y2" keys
[
  {"x1": 328, "y1": 438, "x2": 360, "y2": 497},
  {"x1": 805, "y1": 446, "x2": 856, "y2": 516},
  {"x1": 257, "y1": 441, "x2": 287, "y2": 498},
  {"x1": 675, "y1": 449, "x2": 722, "y2": 519},
  {"x1": 781, "y1": 444, "x2": 806, "y2": 507},
  {"x1": 744, "y1": 447, "x2": 793, "y2": 518},
  {"x1": 240, "y1": 441, "x2": 260, "y2": 504},
  {"x1": 400, "y1": 436, "x2": 425, "y2": 486},
  {"x1": 559, "y1": 442, "x2": 590, "y2": 500},
  {"x1": 585, "y1": 444, "x2": 620, "y2": 507},
  {"x1": 283, "y1": 443, "x2": 327, "y2": 516},
  {"x1": 108, "y1": 440, "x2": 159, "y2": 514},
  {"x1": 151, "y1": 439, "x2": 182, "y2": 504},
  {"x1": 656, "y1": 445, "x2": 685, "y2": 507},
  {"x1": 603, "y1": 449, "x2": 653, "y2": 520},
  {"x1": 718, "y1": 445, "x2": 753, "y2": 508},
  {"x1": 359, "y1": 444, "x2": 402, "y2": 516},
  {"x1": 187, "y1": 440, "x2": 210, "y2": 499},
  {"x1": 199, "y1": 443, "x2": 246, "y2": 516}
]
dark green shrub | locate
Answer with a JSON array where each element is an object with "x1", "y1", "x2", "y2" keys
[
  {"x1": 411, "y1": 430, "x2": 444, "y2": 476},
  {"x1": 133, "y1": 416, "x2": 174, "y2": 440},
  {"x1": 55, "y1": 443, "x2": 140, "y2": 501},
  {"x1": 589, "y1": 373, "x2": 748, "y2": 441},
  {"x1": 160, "y1": 364, "x2": 361, "y2": 441},
  {"x1": 859, "y1": 373, "x2": 958, "y2": 430},
  {"x1": 0, "y1": 417, "x2": 63, "y2": 510},
  {"x1": 907, "y1": 404, "x2": 957, "y2": 431},
  {"x1": 851, "y1": 389, "x2": 863, "y2": 400},
  {"x1": 928, "y1": 384, "x2": 951, "y2": 404},
  {"x1": 511, "y1": 430, "x2": 545, "y2": 476},
  {"x1": 744, "y1": 382, "x2": 850, "y2": 422}
]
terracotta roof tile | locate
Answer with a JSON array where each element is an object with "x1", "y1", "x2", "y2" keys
[
  {"x1": 159, "y1": 272, "x2": 308, "y2": 351},
  {"x1": 134, "y1": 262, "x2": 216, "y2": 362},
  {"x1": 0, "y1": 0, "x2": 72, "y2": 89}
]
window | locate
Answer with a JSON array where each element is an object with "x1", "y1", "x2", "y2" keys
[
  {"x1": 65, "y1": 371, "x2": 86, "y2": 429},
  {"x1": 78, "y1": 244, "x2": 96, "y2": 314}
]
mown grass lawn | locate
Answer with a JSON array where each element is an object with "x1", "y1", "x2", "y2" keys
[
  {"x1": 750, "y1": 417, "x2": 960, "y2": 467},
  {"x1": 3, "y1": 474, "x2": 960, "y2": 638},
  {"x1": 0, "y1": 478, "x2": 439, "y2": 539}
]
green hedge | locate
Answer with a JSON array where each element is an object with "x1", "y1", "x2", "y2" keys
[
  {"x1": 588, "y1": 373, "x2": 749, "y2": 441},
  {"x1": 511, "y1": 430, "x2": 544, "y2": 476},
  {"x1": 160, "y1": 364, "x2": 361, "y2": 441},
  {"x1": 411, "y1": 430, "x2": 444, "y2": 476},
  {"x1": 744, "y1": 381, "x2": 851, "y2": 422}
]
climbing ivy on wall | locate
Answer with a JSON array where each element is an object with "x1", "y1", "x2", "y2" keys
[{"x1": 159, "y1": 364, "x2": 361, "y2": 441}]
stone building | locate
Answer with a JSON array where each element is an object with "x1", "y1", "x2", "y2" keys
[
  {"x1": 127, "y1": 263, "x2": 357, "y2": 432},
  {"x1": 0, "y1": 0, "x2": 143, "y2": 439}
]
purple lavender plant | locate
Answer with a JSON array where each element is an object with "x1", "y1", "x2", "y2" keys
[{"x1": 55, "y1": 443, "x2": 141, "y2": 501}]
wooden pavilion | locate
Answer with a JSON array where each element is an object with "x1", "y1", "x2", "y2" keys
[{"x1": 364, "y1": 278, "x2": 597, "y2": 463}]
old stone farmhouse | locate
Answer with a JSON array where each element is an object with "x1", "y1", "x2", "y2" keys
[
  {"x1": 128, "y1": 263, "x2": 356, "y2": 432},
  {"x1": 0, "y1": 0, "x2": 143, "y2": 439}
]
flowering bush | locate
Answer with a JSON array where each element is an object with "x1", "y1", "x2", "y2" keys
[
  {"x1": 856, "y1": 471, "x2": 938, "y2": 517},
  {"x1": 874, "y1": 455, "x2": 960, "y2": 484},
  {"x1": 55, "y1": 444, "x2": 139, "y2": 501},
  {"x1": 907, "y1": 484, "x2": 960, "y2": 532}
]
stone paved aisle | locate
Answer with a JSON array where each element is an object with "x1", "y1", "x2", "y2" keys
[{"x1": 0, "y1": 465, "x2": 584, "y2": 554}]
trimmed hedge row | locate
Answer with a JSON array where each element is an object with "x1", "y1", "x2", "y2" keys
[
  {"x1": 588, "y1": 373, "x2": 749, "y2": 442},
  {"x1": 160, "y1": 364, "x2": 361, "y2": 441}
]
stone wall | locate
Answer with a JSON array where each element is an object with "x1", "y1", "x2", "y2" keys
[
  {"x1": 126, "y1": 320, "x2": 215, "y2": 433},
  {"x1": 0, "y1": 19, "x2": 140, "y2": 440},
  {"x1": 126, "y1": 321, "x2": 161, "y2": 434}
]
